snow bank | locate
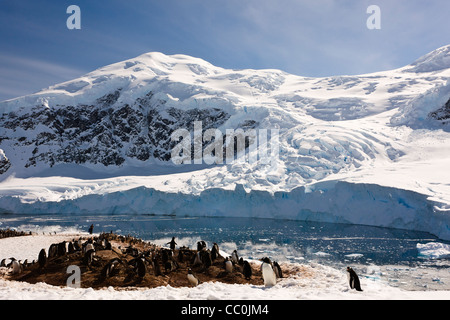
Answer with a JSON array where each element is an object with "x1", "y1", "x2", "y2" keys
[
  {"x1": 405, "y1": 45, "x2": 450, "y2": 73},
  {"x1": 1, "y1": 273, "x2": 449, "y2": 300},
  {"x1": 390, "y1": 80, "x2": 450, "y2": 129}
]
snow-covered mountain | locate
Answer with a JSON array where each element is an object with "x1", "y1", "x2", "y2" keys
[{"x1": 1, "y1": 46, "x2": 450, "y2": 239}]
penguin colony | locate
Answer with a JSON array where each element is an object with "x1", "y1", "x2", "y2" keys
[
  {"x1": 1, "y1": 233, "x2": 287, "y2": 289},
  {"x1": 1, "y1": 231, "x2": 363, "y2": 291},
  {"x1": 0, "y1": 229, "x2": 31, "y2": 239}
]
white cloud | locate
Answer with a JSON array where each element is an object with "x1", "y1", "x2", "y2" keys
[{"x1": 0, "y1": 54, "x2": 87, "y2": 101}]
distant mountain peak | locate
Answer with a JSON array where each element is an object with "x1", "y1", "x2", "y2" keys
[{"x1": 405, "y1": 44, "x2": 450, "y2": 73}]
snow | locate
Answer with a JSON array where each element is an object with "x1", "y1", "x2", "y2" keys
[{"x1": 0, "y1": 233, "x2": 449, "y2": 300}]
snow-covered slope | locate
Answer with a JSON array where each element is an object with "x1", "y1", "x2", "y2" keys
[{"x1": 1, "y1": 46, "x2": 450, "y2": 239}]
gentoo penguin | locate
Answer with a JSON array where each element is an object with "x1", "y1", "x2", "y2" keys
[
  {"x1": 68, "y1": 242, "x2": 75, "y2": 254},
  {"x1": 1, "y1": 259, "x2": 6, "y2": 267},
  {"x1": 167, "y1": 237, "x2": 177, "y2": 250},
  {"x1": 199, "y1": 249, "x2": 212, "y2": 270},
  {"x1": 84, "y1": 249, "x2": 95, "y2": 267},
  {"x1": 260, "y1": 257, "x2": 277, "y2": 287},
  {"x1": 73, "y1": 240, "x2": 81, "y2": 251},
  {"x1": 243, "y1": 260, "x2": 252, "y2": 280},
  {"x1": 136, "y1": 258, "x2": 146, "y2": 278},
  {"x1": 273, "y1": 261, "x2": 283, "y2": 278},
  {"x1": 224, "y1": 257, "x2": 233, "y2": 273},
  {"x1": 211, "y1": 243, "x2": 220, "y2": 261},
  {"x1": 48, "y1": 243, "x2": 58, "y2": 258},
  {"x1": 38, "y1": 249, "x2": 47, "y2": 268},
  {"x1": 347, "y1": 267, "x2": 363, "y2": 292},
  {"x1": 231, "y1": 250, "x2": 239, "y2": 264},
  {"x1": 193, "y1": 251, "x2": 202, "y2": 266},
  {"x1": 101, "y1": 258, "x2": 122, "y2": 279},
  {"x1": 9, "y1": 258, "x2": 21, "y2": 275},
  {"x1": 85, "y1": 242, "x2": 95, "y2": 253},
  {"x1": 104, "y1": 238, "x2": 112, "y2": 250},
  {"x1": 88, "y1": 224, "x2": 94, "y2": 235},
  {"x1": 187, "y1": 268, "x2": 200, "y2": 287},
  {"x1": 152, "y1": 257, "x2": 162, "y2": 276},
  {"x1": 57, "y1": 241, "x2": 67, "y2": 256},
  {"x1": 197, "y1": 240, "x2": 207, "y2": 251}
]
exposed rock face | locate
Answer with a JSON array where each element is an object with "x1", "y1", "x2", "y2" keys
[
  {"x1": 0, "y1": 90, "x2": 230, "y2": 168},
  {"x1": 429, "y1": 98, "x2": 450, "y2": 122},
  {"x1": 0, "y1": 149, "x2": 11, "y2": 174}
]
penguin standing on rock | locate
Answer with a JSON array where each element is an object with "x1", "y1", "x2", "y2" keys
[
  {"x1": 187, "y1": 268, "x2": 200, "y2": 287},
  {"x1": 211, "y1": 243, "x2": 220, "y2": 261},
  {"x1": 231, "y1": 250, "x2": 239, "y2": 264},
  {"x1": 243, "y1": 260, "x2": 252, "y2": 280},
  {"x1": 9, "y1": 258, "x2": 21, "y2": 275},
  {"x1": 167, "y1": 237, "x2": 177, "y2": 250},
  {"x1": 224, "y1": 257, "x2": 233, "y2": 273},
  {"x1": 101, "y1": 258, "x2": 122, "y2": 279},
  {"x1": 347, "y1": 267, "x2": 363, "y2": 292},
  {"x1": 273, "y1": 261, "x2": 283, "y2": 278},
  {"x1": 260, "y1": 257, "x2": 277, "y2": 287},
  {"x1": 136, "y1": 258, "x2": 146, "y2": 278},
  {"x1": 38, "y1": 249, "x2": 47, "y2": 269}
]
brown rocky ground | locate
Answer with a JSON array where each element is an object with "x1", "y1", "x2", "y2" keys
[{"x1": 7, "y1": 233, "x2": 293, "y2": 289}]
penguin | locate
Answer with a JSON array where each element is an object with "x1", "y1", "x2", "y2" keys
[
  {"x1": 200, "y1": 249, "x2": 212, "y2": 270},
  {"x1": 211, "y1": 243, "x2": 220, "y2": 261},
  {"x1": 260, "y1": 257, "x2": 277, "y2": 287},
  {"x1": 136, "y1": 258, "x2": 146, "y2": 278},
  {"x1": 48, "y1": 243, "x2": 58, "y2": 258},
  {"x1": 231, "y1": 250, "x2": 239, "y2": 264},
  {"x1": 57, "y1": 241, "x2": 67, "y2": 256},
  {"x1": 88, "y1": 224, "x2": 94, "y2": 234},
  {"x1": 347, "y1": 267, "x2": 363, "y2": 292},
  {"x1": 164, "y1": 260, "x2": 174, "y2": 272},
  {"x1": 84, "y1": 249, "x2": 95, "y2": 267},
  {"x1": 0, "y1": 259, "x2": 6, "y2": 267},
  {"x1": 68, "y1": 242, "x2": 75, "y2": 254},
  {"x1": 243, "y1": 260, "x2": 252, "y2": 280},
  {"x1": 104, "y1": 238, "x2": 112, "y2": 250},
  {"x1": 152, "y1": 257, "x2": 162, "y2": 276},
  {"x1": 167, "y1": 237, "x2": 177, "y2": 250},
  {"x1": 178, "y1": 249, "x2": 184, "y2": 263},
  {"x1": 193, "y1": 251, "x2": 202, "y2": 266},
  {"x1": 38, "y1": 248, "x2": 47, "y2": 268},
  {"x1": 85, "y1": 242, "x2": 95, "y2": 253},
  {"x1": 224, "y1": 257, "x2": 233, "y2": 273},
  {"x1": 187, "y1": 268, "x2": 200, "y2": 287},
  {"x1": 73, "y1": 240, "x2": 81, "y2": 251},
  {"x1": 100, "y1": 258, "x2": 122, "y2": 279},
  {"x1": 197, "y1": 241, "x2": 207, "y2": 251},
  {"x1": 273, "y1": 261, "x2": 283, "y2": 278}
]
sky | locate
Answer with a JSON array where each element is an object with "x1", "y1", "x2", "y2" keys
[{"x1": 0, "y1": 0, "x2": 449, "y2": 101}]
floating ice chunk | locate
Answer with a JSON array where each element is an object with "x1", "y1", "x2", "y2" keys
[
  {"x1": 344, "y1": 253, "x2": 364, "y2": 259},
  {"x1": 313, "y1": 251, "x2": 331, "y2": 257},
  {"x1": 417, "y1": 242, "x2": 450, "y2": 259}
]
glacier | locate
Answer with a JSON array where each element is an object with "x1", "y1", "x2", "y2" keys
[{"x1": 0, "y1": 46, "x2": 450, "y2": 240}]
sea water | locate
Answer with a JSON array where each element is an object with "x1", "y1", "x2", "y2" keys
[{"x1": 1, "y1": 214, "x2": 449, "y2": 290}]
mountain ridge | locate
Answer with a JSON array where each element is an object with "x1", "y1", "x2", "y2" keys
[{"x1": 0, "y1": 45, "x2": 449, "y2": 195}]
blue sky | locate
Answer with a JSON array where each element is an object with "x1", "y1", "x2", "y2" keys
[{"x1": 0, "y1": 0, "x2": 449, "y2": 101}]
